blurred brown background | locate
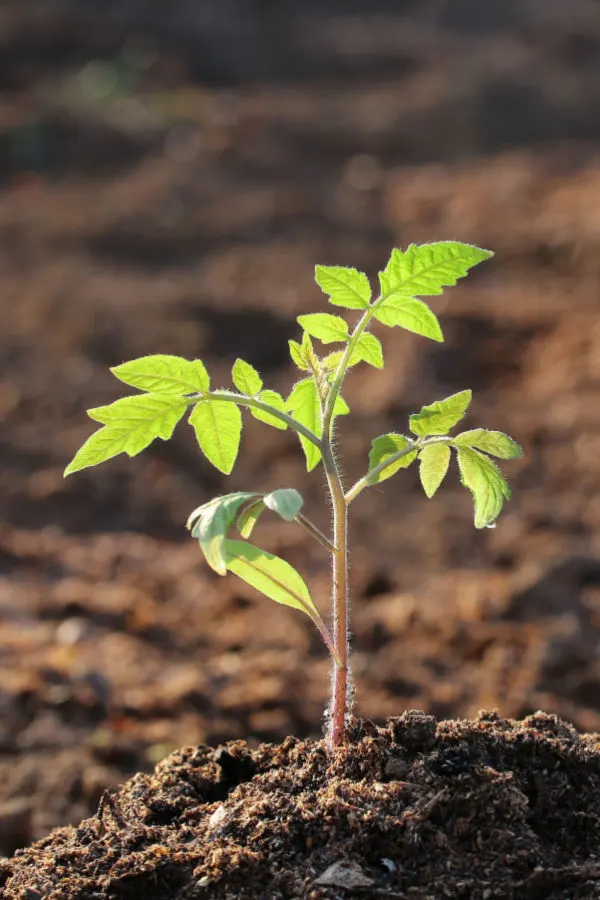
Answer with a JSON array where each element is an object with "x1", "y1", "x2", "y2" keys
[{"x1": 2, "y1": 0, "x2": 600, "y2": 856}]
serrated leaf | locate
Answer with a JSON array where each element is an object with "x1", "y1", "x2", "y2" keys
[
  {"x1": 232, "y1": 358, "x2": 262, "y2": 396},
  {"x1": 250, "y1": 389, "x2": 288, "y2": 431},
  {"x1": 374, "y1": 296, "x2": 443, "y2": 341},
  {"x1": 315, "y1": 265, "x2": 371, "y2": 310},
  {"x1": 353, "y1": 333, "x2": 383, "y2": 368},
  {"x1": 379, "y1": 242, "x2": 493, "y2": 299},
  {"x1": 419, "y1": 443, "x2": 451, "y2": 498},
  {"x1": 264, "y1": 488, "x2": 304, "y2": 521},
  {"x1": 367, "y1": 433, "x2": 417, "y2": 485},
  {"x1": 189, "y1": 400, "x2": 242, "y2": 474},
  {"x1": 65, "y1": 394, "x2": 188, "y2": 475},
  {"x1": 224, "y1": 540, "x2": 318, "y2": 618},
  {"x1": 289, "y1": 339, "x2": 310, "y2": 371},
  {"x1": 453, "y1": 429, "x2": 522, "y2": 460},
  {"x1": 237, "y1": 499, "x2": 266, "y2": 538},
  {"x1": 111, "y1": 355, "x2": 209, "y2": 395},
  {"x1": 286, "y1": 378, "x2": 323, "y2": 471},
  {"x1": 297, "y1": 313, "x2": 349, "y2": 344},
  {"x1": 192, "y1": 492, "x2": 256, "y2": 575},
  {"x1": 457, "y1": 446, "x2": 511, "y2": 529},
  {"x1": 409, "y1": 390, "x2": 472, "y2": 438}
]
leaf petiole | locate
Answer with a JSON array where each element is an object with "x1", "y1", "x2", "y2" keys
[{"x1": 295, "y1": 512, "x2": 337, "y2": 553}]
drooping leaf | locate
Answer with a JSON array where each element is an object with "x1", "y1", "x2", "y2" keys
[
  {"x1": 65, "y1": 393, "x2": 188, "y2": 475},
  {"x1": 419, "y1": 443, "x2": 451, "y2": 498},
  {"x1": 286, "y1": 378, "x2": 323, "y2": 471},
  {"x1": 297, "y1": 313, "x2": 349, "y2": 344},
  {"x1": 224, "y1": 540, "x2": 318, "y2": 618},
  {"x1": 111, "y1": 355, "x2": 209, "y2": 394},
  {"x1": 315, "y1": 265, "x2": 371, "y2": 309},
  {"x1": 409, "y1": 390, "x2": 472, "y2": 438},
  {"x1": 353, "y1": 333, "x2": 384, "y2": 368},
  {"x1": 453, "y1": 429, "x2": 522, "y2": 460},
  {"x1": 367, "y1": 433, "x2": 418, "y2": 485},
  {"x1": 457, "y1": 446, "x2": 511, "y2": 529},
  {"x1": 237, "y1": 498, "x2": 266, "y2": 538},
  {"x1": 250, "y1": 389, "x2": 288, "y2": 431},
  {"x1": 289, "y1": 339, "x2": 310, "y2": 371},
  {"x1": 232, "y1": 358, "x2": 263, "y2": 396},
  {"x1": 192, "y1": 492, "x2": 256, "y2": 575},
  {"x1": 374, "y1": 296, "x2": 443, "y2": 341},
  {"x1": 379, "y1": 242, "x2": 493, "y2": 299},
  {"x1": 189, "y1": 400, "x2": 242, "y2": 474},
  {"x1": 263, "y1": 488, "x2": 304, "y2": 521}
]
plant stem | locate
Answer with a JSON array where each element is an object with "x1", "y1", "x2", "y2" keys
[
  {"x1": 295, "y1": 513, "x2": 337, "y2": 554},
  {"x1": 345, "y1": 440, "x2": 421, "y2": 503},
  {"x1": 321, "y1": 440, "x2": 350, "y2": 747}
]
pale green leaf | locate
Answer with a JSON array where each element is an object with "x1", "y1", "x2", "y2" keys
[
  {"x1": 65, "y1": 393, "x2": 188, "y2": 475},
  {"x1": 237, "y1": 499, "x2": 266, "y2": 538},
  {"x1": 353, "y1": 333, "x2": 384, "y2": 368},
  {"x1": 192, "y1": 492, "x2": 256, "y2": 575},
  {"x1": 453, "y1": 429, "x2": 522, "y2": 460},
  {"x1": 111, "y1": 355, "x2": 209, "y2": 394},
  {"x1": 289, "y1": 339, "x2": 310, "y2": 371},
  {"x1": 250, "y1": 389, "x2": 288, "y2": 431},
  {"x1": 315, "y1": 265, "x2": 371, "y2": 309},
  {"x1": 224, "y1": 540, "x2": 318, "y2": 618},
  {"x1": 189, "y1": 400, "x2": 242, "y2": 474},
  {"x1": 409, "y1": 390, "x2": 472, "y2": 438},
  {"x1": 286, "y1": 378, "x2": 322, "y2": 471},
  {"x1": 374, "y1": 296, "x2": 443, "y2": 341},
  {"x1": 263, "y1": 488, "x2": 304, "y2": 521},
  {"x1": 367, "y1": 433, "x2": 418, "y2": 485},
  {"x1": 419, "y1": 443, "x2": 451, "y2": 498},
  {"x1": 232, "y1": 358, "x2": 263, "y2": 396},
  {"x1": 457, "y1": 446, "x2": 511, "y2": 529},
  {"x1": 334, "y1": 394, "x2": 350, "y2": 417},
  {"x1": 379, "y1": 242, "x2": 493, "y2": 298},
  {"x1": 297, "y1": 313, "x2": 349, "y2": 344}
]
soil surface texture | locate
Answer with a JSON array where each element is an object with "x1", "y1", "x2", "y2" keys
[
  {"x1": 2, "y1": 0, "x2": 600, "y2": 886},
  {"x1": 3, "y1": 711, "x2": 600, "y2": 899}
]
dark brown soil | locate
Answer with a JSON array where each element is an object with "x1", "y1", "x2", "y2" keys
[
  {"x1": 4, "y1": 711, "x2": 600, "y2": 899},
  {"x1": 3, "y1": 2, "x2": 600, "y2": 892}
]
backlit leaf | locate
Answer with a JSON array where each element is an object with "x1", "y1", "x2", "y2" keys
[
  {"x1": 379, "y1": 242, "x2": 493, "y2": 298},
  {"x1": 286, "y1": 378, "x2": 322, "y2": 471},
  {"x1": 297, "y1": 313, "x2": 349, "y2": 344},
  {"x1": 374, "y1": 296, "x2": 443, "y2": 341},
  {"x1": 192, "y1": 492, "x2": 256, "y2": 575},
  {"x1": 409, "y1": 390, "x2": 472, "y2": 437},
  {"x1": 237, "y1": 499, "x2": 266, "y2": 538},
  {"x1": 419, "y1": 443, "x2": 451, "y2": 498},
  {"x1": 225, "y1": 540, "x2": 318, "y2": 618},
  {"x1": 457, "y1": 446, "x2": 511, "y2": 529},
  {"x1": 453, "y1": 429, "x2": 522, "y2": 460},
  {"x1": 111, "y1": 355, "x2": 209, "y2": 394},
  {"x1": 250, "y1": 389, "x2": 288, "y2": 430},
  {"x1": 289, "y1": 339, "x2": 310, "y2": 371},
  {"x1": 367, "y1": 433, "x2": 417, "y2": 485},
  {"x1": 353, "y1": 333, "x2": 383, "y2": 368},
  {"x1": 315, "y1": 265, "x2": 371, "y2": 309},
  {"x1": 232, "y1": 359, "x2": 262, "y2": 396},
  {"x1": 189, "y1": 400, "x2": 242, "y2": 474}
]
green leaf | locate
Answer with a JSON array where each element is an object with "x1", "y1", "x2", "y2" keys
[
  {"x1": 419, "y1": 443, "x2": 451, "y2": 498},
  {"x1": 379, "y1": 242, "x2": 493, "y2": 298},
  {"x1": 289, "y1": 339, "x2": 310, "y2": 371},
  {"x1": 237, "y1": 499, "x2": 266, "y2": 538},
  {"x1": 334, "y1": 394, "x2": 350, "y2": 417},
  {"x1": 297, "y1": 313, "x2": 349, "y2": 344},
  {"x1": 453, "y1": 429, "x2": 522, "y2": 460},
  {"x1": 224, "y1": 540, "x2": 318, "y2": 619},
  {"x1": 409, "y1": 390, "x2": 472, "y2": 438},
  {"x1": 232, "y1": 359, "x2": 262, "y2": 396},
  {"x1": 111, "y1": 355, "x2": 209, "y2": 394},
  {"x1": 65, "y1": 394, "x2": 188, "y2": 475},
  {"x1": 192, "y1": 492, "x2": 256, "y2": 575},
  {"x1": 315, "y1": 265, "x2": 371, "y2": 309},
  {"x1": 250, "y1": 389, "x2": 288, "y2": 431},
  {"x1": 457, "y1": 446, "x2": 511, "y2": 529},
  {"x1": 367, "y1": 433, "x2": 418, "y2": 485},
  {"x1": 189, "y1": 400, "x2": 243, "y2": 474},
  {"x1": 263, "y1": 488, "x2": 303, "y2": 521},
  {"x1": 353, "y1": 333, "x2": 384, "y2": 368},
  {"x1": 374, "y1": 296, "x2": 443, "y2": 342},
  {"x1": 286, "y1": 378, "x2": 323, "y2": 471}
]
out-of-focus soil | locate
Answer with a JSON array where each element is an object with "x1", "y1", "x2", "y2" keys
[{"x1": 2, "y1": 0, "x2": 600, "y2": 859}]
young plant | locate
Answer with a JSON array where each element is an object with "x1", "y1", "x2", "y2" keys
[{"x1": 65, "y1": 242, "x2": 522, "y2": 747}]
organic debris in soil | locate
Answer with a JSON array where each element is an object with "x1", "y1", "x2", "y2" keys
[{"x1": 2, "y1": 711, "x2": 600, "y2": 899}]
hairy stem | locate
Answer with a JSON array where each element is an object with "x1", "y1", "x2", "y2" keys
[{"x1": 295, "y1": 512, "x2": 337, "y2": 554}]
